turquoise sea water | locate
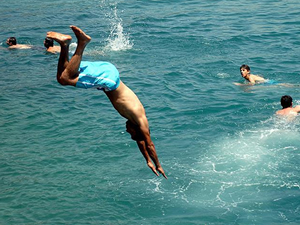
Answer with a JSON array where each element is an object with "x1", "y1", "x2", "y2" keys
[{"x1": 1, "y1": 0, "x2": 300, "y2": 224}]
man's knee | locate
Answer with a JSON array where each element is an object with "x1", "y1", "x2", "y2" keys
[
  {"x1": 57, "y1": 72, "x2": 77, "y2": 86},
  {"x1": 57, "y1": 76, "x2": 69, "y2": 86}
]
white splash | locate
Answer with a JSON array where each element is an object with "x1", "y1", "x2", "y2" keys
[
  {"x1": 69, "y1": 42, "x2": 77, "y2": 54},
  {"x1": 69, "y1": 42, "x2": 105, "y2": 56},
  {"x1": 105, "y1": 5, "x2": 133, "y2": 51},
  {"x1": 217, "y1": 72, "x2": 231, "y2": 78}
]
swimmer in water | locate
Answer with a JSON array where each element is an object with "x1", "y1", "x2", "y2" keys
[
  {"x1": 276, "y1": 95, "x2": 300, "y2": 116},
  {"x1": 46, "y1": 25, "x2": 167, "y2": 179},
  {"x1": 234, "y1": 65, "x2": 297, "y2": 88},
  {"x1": 44, "y1": 37, "x2": 60, "y2": 53},
  {"x1": 234, "y1": 64, "x2": 266, "y2": 85},
  {"x1": 6, "y1": 37, "x2": 31, "y2": 49}
]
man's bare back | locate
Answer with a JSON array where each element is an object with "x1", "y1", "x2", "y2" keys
[
  {"x1": 276, "y1": 106, "x2": 300, "y2": 116},
  {"x1": 105, "y1": 81, "x2": 145, "y2": 123},
  {"x1": 248, "y1": 74, "x2": 266, "y2": 83},
  {"x1": 8, "y1": 44, "x2": 31, "y2": 49}
]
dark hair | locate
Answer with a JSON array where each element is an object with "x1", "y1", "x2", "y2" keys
[
  {"x1": 126, "y1": 120, "x2": 144, "y2": 141},
  {"x1": 281, "y1": 95, "x2": 293, "y2": 108},
  {"x1": 8, "y1": 37, "x2": 17, "y2": 45},
  {"x1": 44, "y1": 37, "x2": 53, "y2": 49},
  {"x1": 240, "y1": 64, "x2": 250, "y2": 71},
  {"x1": 125, "y1": 120, "x2": 150, "y2": 141}
]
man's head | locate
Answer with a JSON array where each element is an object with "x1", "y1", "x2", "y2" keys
[
  {"x1": 6, "y1": 37, "x2": 17, "y2": 46},
  {"x1": 281, "y1": 95, "x2": 293, "y2": 109},
  {"x1": 126, "y1": 120, "x2": 144, "y2": 141},
  {"x1": 240, "y1": 64, "x2": 250, "y2": 78},
  {"x1": 44, "y1": 37, "x2": 54, "y2": 49}
]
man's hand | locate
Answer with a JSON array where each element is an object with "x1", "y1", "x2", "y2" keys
[
  {"x1": 157, "y1": 166, "x2": 167, "y2": 179},
  {"x1": 147, "y1": 162, "x2": 167, "y2": 179},
  {"x1": 233, "y1": 82, "x2": 242, "y2": 86},
  {"x1": 147, "y1": 161, "x2": 159, "y2": 176}
]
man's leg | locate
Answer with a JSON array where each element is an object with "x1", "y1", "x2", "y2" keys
[
  {"x1": 47, "y1": 31, "x2": 72, "y2": 85},
  {"x1": 47, "y1": 26, "x2": 91, "y2": 86}
]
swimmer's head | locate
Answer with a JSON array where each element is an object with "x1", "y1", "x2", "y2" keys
[
  {"x1": 240, "y1": 64, "x2": 250, "y2": 78},
  {"x1": 281, "y1": 95, "x2": 293, "y2": 109},
  {"x1": 44, "y1": 37, "x2": 54, "y2": 49},
  {"x1": 6, "y1": 37, "x2": 17, "y2": 46},
  {"x1": 126, "y1": 120, "x2": 144, "y2": 141}
]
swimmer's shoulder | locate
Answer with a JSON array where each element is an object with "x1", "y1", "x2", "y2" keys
[
  {"x1": 276, "y1": 109, "x2": 285, "y2": 115},
  {"x1": 276, "y1": 108, "x2": 299, "y2": 116},
  {"x1": 293, "y1": 105, "x2": 300, "y2": 113},
  {"x1": 250, "y1": 74, "x2": 265, "y2": 82},
  {"x1": 47, "y1": 46, "x2": 61, "y2": 53}
]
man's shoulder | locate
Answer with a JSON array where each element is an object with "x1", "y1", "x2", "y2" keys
[
  {"x1": 276, "y1": 109, "x2": 284, "y2": 115},
  {"x1": 277, "y1": 107, "x2": 299, "y2": 115},
  {"x1": 47, "y1": 46, "x2": 60, "y2": 53},
  {"x1": 251, "y1": 74, "x2": 265, "y2": 80}
]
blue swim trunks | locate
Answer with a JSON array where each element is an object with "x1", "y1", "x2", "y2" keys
[
  {"x1": 262, "y1": 80, "x2": 280, "y2": 86},
  {"x1": 75, "y1": 61, "x2": 120, "y2": 91}
]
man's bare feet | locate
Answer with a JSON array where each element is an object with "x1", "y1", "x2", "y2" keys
[
  {"x1": 46, "y1": 32, "x2": 72, "y2": 46},
  {"x1": 70, "y1": 25, "x2": 91, "y2": 45}
]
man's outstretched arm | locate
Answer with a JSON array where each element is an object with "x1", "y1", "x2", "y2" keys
[
  {"x1": 138, "y1": 120, "x2": 167, "y2": 179},
  {"x1": 136, "y1": 140, "x2": 160, "y2": 177}
]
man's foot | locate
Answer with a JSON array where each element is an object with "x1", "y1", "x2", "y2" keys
[
  {"x1": 46, "y1": 32, "x2": 72, "y2": 46},
  {"x1": 70, "y1": 25, "x2": 91, "y2": 46}
]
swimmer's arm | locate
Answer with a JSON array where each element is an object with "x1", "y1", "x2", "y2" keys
[
  {"x1": 136, "y1": 137, "x2": 165, "y2": 178},
  {"x1": 233, "y1": 82, "x2": 243, "y2": 86},
  {"x1": 294, "y1": 106, "x2": 300, "y2": 113},
  {"x1": 139, "y1": 120, "x2": 167, "y2": 179},
  {"x1": 248, "y1": 76, "x2": 257, "y2": 85},
  {"x1": 135, "y1": 139, "x2": 154, "y2": 172},
  {"x1": 233, "y1": 82, "x2": 254, "y2": 86}
]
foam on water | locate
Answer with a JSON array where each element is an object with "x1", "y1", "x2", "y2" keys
[
  {"x1": 148, "y1": 115, "x2": 300, "y2": 223},
  {"x1": 181, "y1": 115, "x2": 300, "y2": 221},
  {"x1": 69, "y1": 42, "x2": 77, "y2": 54},
  {"x1": 216, "y1": 72, "x2": 231, "y2": 79},
  {"x1": 69, "y1": 42, "x2": 105, "y2": 56}
]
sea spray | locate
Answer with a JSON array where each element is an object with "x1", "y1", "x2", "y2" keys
[
  {"x1": 189, "y1": 115, "x2": 300, "y2": 213},
  {"x1": 105, "y1": 4, "x2": 133, "y2": 51}
]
